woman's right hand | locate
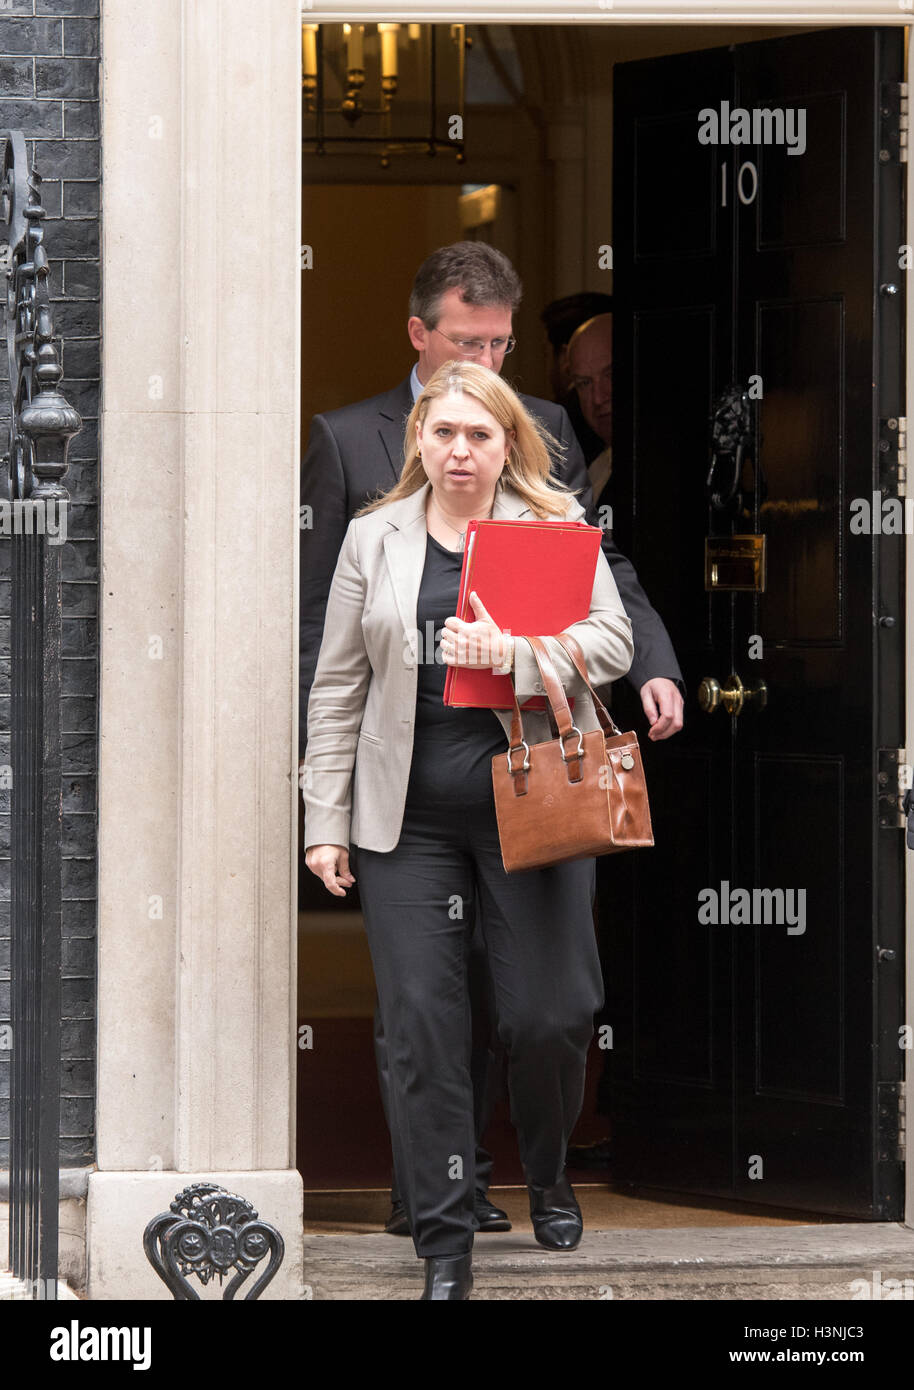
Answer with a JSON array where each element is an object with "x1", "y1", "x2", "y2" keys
[{"x1": 305, "y1": 844, "x2": 356, "y2": 897}]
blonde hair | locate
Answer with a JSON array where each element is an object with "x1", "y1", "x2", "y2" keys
[{"x1": 354, "y1": 361, "x2": 580, "y2": 519}]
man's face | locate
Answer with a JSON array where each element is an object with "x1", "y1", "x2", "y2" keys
[
  {"x1": 408, "y1": 287, "x2": 513, "y2": 379},
  {"x1": 569, "y1": 318, "x2": 613, "y2": 446}
]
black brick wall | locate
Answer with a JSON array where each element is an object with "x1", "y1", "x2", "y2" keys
[{"x1": 0, "y1": 0, "x2": 100, "y2": 1168}]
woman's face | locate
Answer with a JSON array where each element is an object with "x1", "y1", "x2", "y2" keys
[{"x1": 416, "y1": 390, "x2": 512, "y2": 508}]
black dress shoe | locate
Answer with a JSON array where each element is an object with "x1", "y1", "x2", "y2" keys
[
  {"x1": 527, "y1": 1172, "x2": 583, "y2": 1250},
  {"x1": 387, "y1": 1193, "x2": 511, "y2": 1236},
  {"x1": 421, "y1": 1252, "x2": 473, "y2": 1300},
  {"x1": 384, "y1": 1200, "x2": 410, "y2": 1236},
  {"x1": 474, "y1": 1191, "x2": 512, "y2": 1232}
]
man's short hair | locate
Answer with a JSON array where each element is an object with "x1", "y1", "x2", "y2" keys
[{"x1": 409, "y1": 242, "x2": 523, "y2": 326}]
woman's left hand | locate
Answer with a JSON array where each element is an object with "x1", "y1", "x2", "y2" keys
[{"x1": 441, "y1": 592, "x2": 507, "y2": 669}]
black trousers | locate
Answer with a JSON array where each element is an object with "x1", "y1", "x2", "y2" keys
[
  {"x1": 352, "y1": 792, "x2": 603, "y2": 1258},
  {"x1": 374, "y1": 904, "x2": 503, "y2": 1206},
  {"x1": 375, "y1": 861, "x2": 600, "y2": 1203}
]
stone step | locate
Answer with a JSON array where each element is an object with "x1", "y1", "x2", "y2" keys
[{"x1": 304, "y1": 1223, "x2": 914, "y2": 1301}]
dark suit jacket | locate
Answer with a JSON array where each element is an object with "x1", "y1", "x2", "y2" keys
[{"x1": 299, "y1": 375, "x2": 683, "y2": 758}]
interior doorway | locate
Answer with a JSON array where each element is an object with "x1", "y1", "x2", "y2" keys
[{"x1": 298, "y1": 18, "x2": 905, "y2": 1237}]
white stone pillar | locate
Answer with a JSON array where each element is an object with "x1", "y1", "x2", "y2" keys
[{"x1": 88, "y1": 0, "x2": 303, "y2": 1298}]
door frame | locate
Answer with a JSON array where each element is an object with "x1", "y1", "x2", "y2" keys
[{"x1": 305, "y1": 0, "x2": 912, "y2": 1229}]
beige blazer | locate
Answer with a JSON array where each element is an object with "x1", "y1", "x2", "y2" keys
[{"x1": 302, "y1": 478, "x2": 634, "y2": 853}]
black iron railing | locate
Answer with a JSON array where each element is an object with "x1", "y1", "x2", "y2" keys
[{"x1": 1, "y1": 130, "x2": 81, "y2": 1300}]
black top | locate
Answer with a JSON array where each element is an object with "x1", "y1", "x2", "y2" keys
[{"x1": 405, "y1": 532, "x2": 507, "y2": 807}]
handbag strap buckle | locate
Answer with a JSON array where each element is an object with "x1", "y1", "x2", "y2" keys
[
  {"x1": 506, "y1": 740, "x2": 530, "y2": 774},
  {"x1": 560, "y1": 725, "x2": 584, "y2": 761}
]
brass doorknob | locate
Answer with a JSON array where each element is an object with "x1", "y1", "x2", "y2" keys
[
  {"x1": 698, "y1": 672, "x2": 767, "y2": 716},
  {"x1": 698, "y1": 675, "x2": 724, "y2": 712}
]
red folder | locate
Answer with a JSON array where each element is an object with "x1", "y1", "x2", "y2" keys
[{"x1": 443, "y1": 517, "x2": 603, "y2": 711}]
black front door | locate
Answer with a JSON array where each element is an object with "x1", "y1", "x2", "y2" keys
[{"x1": 608, "y1": 26, "x2": 905, "y2": 1218}]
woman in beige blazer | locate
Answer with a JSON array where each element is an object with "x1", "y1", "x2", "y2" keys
[{"x1": 303, "y1": 361, "x2": 633, "y2": 1299}]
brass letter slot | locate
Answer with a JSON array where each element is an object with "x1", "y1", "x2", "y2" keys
[{"x1": 704, "y1": 535, "x2": 766, "y2": 592}]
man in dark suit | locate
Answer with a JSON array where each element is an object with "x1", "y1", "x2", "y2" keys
[{"x1": 299, "y1": 243, "x2": 684, "y2": 1236}]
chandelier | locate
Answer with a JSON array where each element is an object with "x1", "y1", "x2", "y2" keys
[{"x1": 302, "y1": 21, "x2": 468, "y2": 167}]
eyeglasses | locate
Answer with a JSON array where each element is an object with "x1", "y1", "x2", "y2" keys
[{"x1": 430, "y1": 326, "x2": 516, "y2": 359}]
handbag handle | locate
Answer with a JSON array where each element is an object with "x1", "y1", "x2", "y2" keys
[
  {"x1": 502, "y1": 632, "x2": 623, "y2": 790},
  {"x1": 504, "y1": 635, "x2": 585, "y2": 788},
  {"x1": 552, "y1": 631, "x2": 622, "y2": 738}
]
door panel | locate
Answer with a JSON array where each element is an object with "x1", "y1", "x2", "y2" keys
[
  {"x1": 610, "y1": 27, "x2": 905, "y2": 1217},
  {"x1": 754, "y1": 298, "x2": 844, "y2": 645}
]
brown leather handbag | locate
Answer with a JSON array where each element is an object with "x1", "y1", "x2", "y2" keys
[{"x1": 491, "y1": 631, "x2": 654, "y2": 873}]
